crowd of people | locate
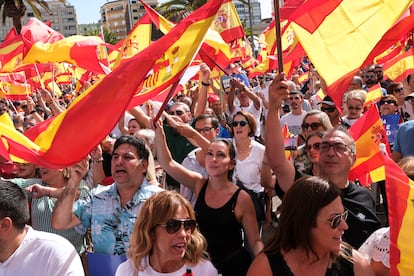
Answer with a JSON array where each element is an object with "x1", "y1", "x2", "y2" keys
[{"x1": 1, "y1": 60, "x2": 414, "y2": 275}]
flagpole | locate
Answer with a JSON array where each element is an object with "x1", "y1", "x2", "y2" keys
[
  {"x1": 273, "y1": 0, "x2": 283, "y2": 73},
  {"x1": 199, "y1": 48, "x2": 230, "y2": 76},
  {"x1": 152, "y1": 77, "x2": 182, "y2": 124}
]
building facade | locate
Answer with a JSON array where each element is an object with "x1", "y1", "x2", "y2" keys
[
  {"x1": 0, "y1": 0, "x2": 77, "y2": 40},
  {"x1": 100, "y1": 0, "x2": 158, "y2": 40}
]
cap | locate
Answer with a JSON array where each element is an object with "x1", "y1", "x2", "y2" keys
[
  {"x1": 208, "y1": 94, "x2": 220, "y2": 103},
  {"x1": 319, "y1": 95, "x2": 335, "y2": 106},
  {"x1": 406, "y1": 92, "x2": 414, "y2": 101}
]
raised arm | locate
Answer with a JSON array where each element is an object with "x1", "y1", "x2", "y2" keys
[
  {"x1": 194, "y1": 64, "x2": 211, "y2": 117},
  {"x1": 265, "y1": 73, "x2": 295, "y2": 193},
  {"x1": 154, "y1": 120, "x2": 204, "y2": 194},
  {"x1": 51, "y1": 159, "x2": 89, "y2": 230}
]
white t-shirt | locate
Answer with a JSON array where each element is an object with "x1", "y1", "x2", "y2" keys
[
  {"x1": 233, "y1": 139, "x2": 265, "y2": 193},
  {"x1": 115, "y1": 256, "x2": 218, "y2": 275},
  {"x1": 280, "y1": 112, "x2": 307, "y2": 136},
  {"x1": 0, "y1": 226, "x2": 84, "y2": 276}
]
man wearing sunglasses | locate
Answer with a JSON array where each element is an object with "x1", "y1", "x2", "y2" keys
[
  {"x1": 265, "y1": 73, "x2": 380, "y2": 248},
  {"x1": 319, "y1": 95, "x2": 349, "y2": 128}
]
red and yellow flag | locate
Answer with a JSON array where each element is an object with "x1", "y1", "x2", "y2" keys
[
  {"x1": 291, "y1": 0, "x2": 412, "y2": 108},
  {"x1": 383, "y1": 154, "x2": 414, "y2": 275},
  {"x1": 127, "y1": 0, "x2": 224, "y2": 108},
  {"x1": 348, "y1": 105, "x2": 388, "y2": 185},
  {"x1": 383, "y1": 48, "x2": 414, "y2": 82},
  {"x1": 364, "y1": 84, "x2": 383, "y2": 108},
  {"x1": 1, "y1": 0, "x2": 225, "y2": 168},
  {"x1": 211, "y1": 0, "x2": 245, "y2": 43}
]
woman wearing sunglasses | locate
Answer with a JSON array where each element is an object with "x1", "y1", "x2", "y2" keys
[
  {"x1": 303, "y1": 131, "x2": 324, "y2": 176},
  {"x1": 294, "y1": 110, "x2": 332, "y2": 174},
  {"x1": 230, "y1": 111, "x2": 270, "y2": 225},
  {"x1": 154, "y1": 119, "x2": 263, "y2": 276},
  {"x1": 386, "y1": 82, "x2": 413, "y2": 122},
  {"x1": 248, "y1": 176, "x2": 374, "y2": 276},
  {"x1": 116, "y1": 190, "x2": 217, "y2": 275}
]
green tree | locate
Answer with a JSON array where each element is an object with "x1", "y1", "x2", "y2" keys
[
  {"x1": 0, "y1": 0, "x2": 66, "y2": 34},
  {"x1": 156, "y1": 0, "x2": 207, "y2": 22},
  {"x1": 87, "y1": 27, "x2": 120, "y2": 45}
]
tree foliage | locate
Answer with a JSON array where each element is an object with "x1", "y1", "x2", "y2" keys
[{"x1": 0, "y1": 0, "x2": 66, "y2": 33}]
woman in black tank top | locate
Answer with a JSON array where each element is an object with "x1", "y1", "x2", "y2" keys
[
  {"x1": 155, "y1": 122, "x2": 264, "y2": 276},
  {"x1": 247, "y1": 176, "x2": 374, "y2": 276}
]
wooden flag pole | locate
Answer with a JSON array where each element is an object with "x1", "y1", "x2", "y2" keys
[{"x1": 273, "y1": 0, "x2": 283, "y2": 73}]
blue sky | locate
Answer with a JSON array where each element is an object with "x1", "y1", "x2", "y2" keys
[{"x1": 69, "y1": 0, "x2": 272, "y2": 25}]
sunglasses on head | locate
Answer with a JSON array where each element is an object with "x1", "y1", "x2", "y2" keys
[
  {"x1": 305, "y1": 142, "x2": 321, "y2": 151},
  {"x1": 301, "y1": 122, "x2": 322, "y2": 131},
  {"x1": 232, "y1": 120, "x2": 248, "y2": 127},
  {"x1": 169, "y1": 110, "x2": 185, "y2": 116},
  {"x1": 321, "y1": 107, "x2": 336, "y2": 113},
  {"x1": 327, "y1": 210, "x2": 348, "y2": 229},
  {"x1": 157, "y1": 219, "x2": 197, "y2": 234},
  {"x1": 379, "y1": 100, "x2": 396, "y2": 106}
]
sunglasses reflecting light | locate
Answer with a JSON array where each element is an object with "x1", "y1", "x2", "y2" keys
[{"x1": 157, "y1": 219, "x2": 197, "y2": 234}]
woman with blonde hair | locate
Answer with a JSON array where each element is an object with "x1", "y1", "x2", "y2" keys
[{"x1": 116, "y1": 190, "x2": 217, "y2": 275}]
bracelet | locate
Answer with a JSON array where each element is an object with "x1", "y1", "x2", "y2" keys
[
  {"x1": 91, "y1": 158, "x2": 104, "y2": 163},
  {"x1": 201, "y1": 81, "x2": 210, "y2": 87}
]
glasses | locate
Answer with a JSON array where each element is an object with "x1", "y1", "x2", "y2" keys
[
  {"x1": 232, "y1": 120, "x2": 248, "y2": 127},
  {"x1": 347, "y1": 106, "x2": 362, "y2": 111},
  {"x1": 379, "y1": 100, "x2": 396, "y2": 106},
  {"x1": 169, "y1": 110, "x2": 185, "y2": 116},
  {"x1": 321, "y1": 107, "x2": 336, "y2": 113},
  {"x1": 305, "y1": 142, "x2": 321, "y2": 151},
  {"x1": 319, "y1": 141, "x2": 354, "y2": 154},
  {"x1": 364, "y1": 75, "x2": 376, "y2": 79},
  {"x1": 195, "y1": 127, "x2": 214, "y2": 134},
  {"x1": 301, "y1": 122, "x2": 322, "y2": 131},
  {"x1": 394, "y1": 87, "x2": 405, "y2": 93},
  {"x1": 157, "y1": 219, "x2": 197, "y2": 234},
  {"x1": 327, "y1": 210, "x2": 348, "y2": 229}
]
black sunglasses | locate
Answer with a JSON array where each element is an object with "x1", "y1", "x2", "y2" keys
[
  {"x1": 157, "y1": 219, "x2": 197, "y2": 234},
  {"x1": 327, "y1": 210, "x2": 348, "y2": 229},
  {"x1": 305, "y1": 142, "x2": 321, "y2": 151},
  {"x1": 379, "y1": 100, "x2": 396, "y2": 106},
  {"x1": 321, "y1": 107, "x2": 336, "y2": 113},
  {"x1": 394, "y1": 87, "x2": 405, "y2": 93},
  {"x1": 301, "y1": 122, "x2": 322, "y2": 131},
  {"x1": 232, "y1": 120, "x2": 248, "y2": 127},
  {"x1": 169, "y1": 110, "x2": 185, "y2": 116}
]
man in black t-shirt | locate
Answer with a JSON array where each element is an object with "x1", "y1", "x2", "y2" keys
[{"x1": 264, "y1": 73, "x2": 380, "y2": 248}]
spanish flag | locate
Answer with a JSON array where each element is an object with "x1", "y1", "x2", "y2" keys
[
  {"x1": 291, "y1": 0, "x2": 412, "y2": 108},
  {"x1": 348, "y1": 105, "x2": 388, "y2": 185},
  {"x1": 1, "y1": 0, "x2": 225, "y2": 168},
  {"x1": 364, "y1": 84, "x2": 383, "y2": 108},
  {"x1": 210, "y1": 0, "x2": 245, "y2": 43},
  {"x1": 383, "y1": 154, "x2": 414, "y2": 275}
]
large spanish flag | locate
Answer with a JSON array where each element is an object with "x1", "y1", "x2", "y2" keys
[
  {"x1": 1, "y1": 0, "x2": 225, "y2": 168},
  {"x1": 291, "y1": 0, "x2": 412, "y2": 108},
  {"x1": 383, "y1": 154, "x2": 414, "y2": 275},
  {"x1": 127, "y1": 0, "x2": 224, "y2": 108},
  {"x1": 348, "y1": 105, "x2": 388, "y2": 185}
]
